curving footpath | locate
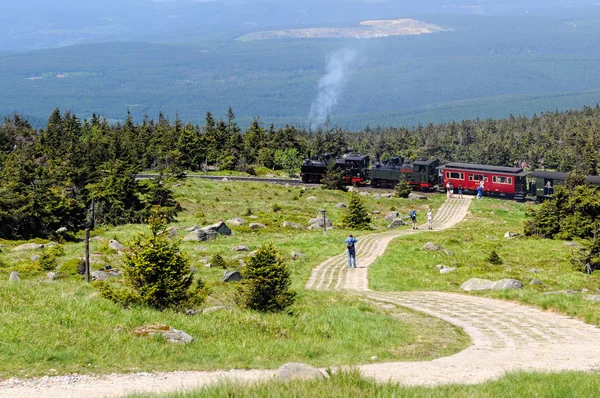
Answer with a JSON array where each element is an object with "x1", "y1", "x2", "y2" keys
[{"x1": 2, "y1": 196, "x2": 600, "y2": 397}]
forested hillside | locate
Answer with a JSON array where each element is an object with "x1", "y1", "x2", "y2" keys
[{"x1": 2, "y1": 104, "x2": 600, "y2": 240}]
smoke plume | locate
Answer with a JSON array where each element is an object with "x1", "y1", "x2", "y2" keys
[{"x1": 309, "y1": 48, "x2": 357, "y2": 127}]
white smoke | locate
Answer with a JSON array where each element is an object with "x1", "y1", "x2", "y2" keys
[{"x1": 309, "y1": 48, "x2": 357, "y2": 127}]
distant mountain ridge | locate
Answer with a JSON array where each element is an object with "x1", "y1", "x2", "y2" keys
[{"x1": 236, "y1": 19, "x2": 448, "y2": 41}]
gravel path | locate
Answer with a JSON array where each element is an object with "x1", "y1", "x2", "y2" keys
[{"x1": 3, "y1": 196, "x2": 600, "y2": 397}]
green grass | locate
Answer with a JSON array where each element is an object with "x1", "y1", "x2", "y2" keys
[
  {"x1": 0, "y1": 179, "x2": 459, "y2": 378},
  {"x1": 0, "y1": 281, "x2": 467, "y2": 378},
  {"x1": 128, "y1": 369, "x2": 600, "y2": 398},
  {"x1": 369, "y1": 198, "x2": 600, "y2": 325}
]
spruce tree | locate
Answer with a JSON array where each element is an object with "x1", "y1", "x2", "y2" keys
[
  {"x1": 239, "y1": 243, "x2": 295, "y2": 313},
  {"x1": 321, "y1": 159, "x2": 346, "y2": 191},
  {"x1": 342, "y1": 192, "x2": 372, "y2": 229}
]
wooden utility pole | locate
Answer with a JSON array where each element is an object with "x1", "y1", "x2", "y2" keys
[
  {"x1": 85, "y1": 229, "x2": 90, "y2": 283},
  {"x1": 321, "y1": 209, "x2": 327, "y2": 236}
]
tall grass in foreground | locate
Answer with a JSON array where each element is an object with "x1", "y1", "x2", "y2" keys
[
  {"x1": 0, "y1": 280, "x2": 467, "y2": 378},
  {"x1": 130, "y1": 369, "x2": 600, "y2": 398}
]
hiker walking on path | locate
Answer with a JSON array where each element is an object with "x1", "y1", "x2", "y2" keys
[
  {"x1": 345, "y1": 234, "x2": 357, "y2": 268},
  {"x1": 427, "y1": 208, "x2": 433, "y2": 230},
  {"x1": 410, "y1": 207, "x2": 418, "y2": 229}
]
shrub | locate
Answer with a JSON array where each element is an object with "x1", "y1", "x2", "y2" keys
[
  {"x1": 486, "y1": 250, "x2": 503, "y2": 265},
  {"x1": 97, "y1": 208, "x2": 207, "y2": 310},
  {"x1": 321, "y1": 160, "x2": 347, "y2": 191},
  {"x1": 238, "y1": 243, "x2": 295, "y2": 312},
  {"x1": 342, "y1": 192, "x2": 372, "y2": 229},
  {"x1": 394, "y1": 181, "x2": 412, "y2": 198},
  {"x1": 58, "y1": 258, "x2": 86, "y2": 276},
  {"x1": 38, "y1": 245, "x2": 65, "y2": 271},
  {"x1": 211, "y1": 254, "x2": 227, "y2": 269}
]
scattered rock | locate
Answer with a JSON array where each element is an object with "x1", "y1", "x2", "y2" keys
[
  {"x1": 266, "y1": 173, "x2": 276, "y2": 178},
  {"x1": 133, "y1": 324, "x2": 194, "y2": 344},
  {"x1": 55, "y1": 227, "x2": 68, "y2": 234},
  {"x1": 491, "y1": 279, "x2": 523, "y2": 290},
  {"x1": 185, "y1": 225, "x2": 200, "y2": 232},
  {"x1": 221, "y1": 270, "x2": 242, "y2": 282},
  {"x1": 335, "y1": 202, "x2": 347, "y2": 208},
  {"x1": 422, "y1": 242, "x2": 441, "y2": 251},
  {"x1": 435, "y1": 264, "x2": 445, "y2": 269},
  {"x1": 231, "y1": 254, "x2": 246, "y2": 261},
  {"x1": 584, "y1": 295, "x2": 600, "y2": 302},
  {"x1": 504, "y1": 231, "x2": 520, "y2": 239},
  {"x1": 486, "y1": 235, "x2": 497, "y2": 240},
  {"x1": 231, "y1": 245, "x2": 250, "y2": 252},
  {"x1": 167, "y1": 228, "x2": 178, "y2": 239},
  {"x1": 202, "y1": 306, "x2": 235, "y2": 314},
  {"x1": 202, "y1": 221, "x2": 232, "y2": 236},
  {"x1": 47, "y1": 272, "x2": 62, "y2": 280},
  {"x1": 249, "y1": 215, "x2": 259, "y2": 219},
  {"x1": 439, "y1": 266, "x2": 456, "y2": 274},
  {"x1": 91, "y1": 271, "x2": 110, "y2": 281},
  {"x1": 227, "y1": 217, "x2": 246, "y2": 226},
  {"x1": 359, "y1": 192, "x2": 370, "y2": 197},
  {"x1": 306, "y1": 196, "x2": 317, "y2": 201},
  {"x1": 281, "y1": 221, "x2": 304, "y2": 229},
  {"x1": 387, "y1": 219, "x2": 406, "y2": 229},
  {"x1": 221, "y1": 177, "x2": 229, "y2": 182},
  {"x1": 12, "y1": 243, "x2": 44, "y2": 252},
  {"x1": 443, "y1": 249, "x2": 453, "y2": 256},
  {"x1": 173, "y1": 183, "x2": 182, "y2": 187},
  {"x1": 276, "y1": 362, "x2": 325, "y2": 381},
  {"x1": 248, "y1": 250, "x2": 258, "y2": 257},
  {"x1": 460, "y1": 278, "x2": 495, "y2": 291},
  {"x1": 249, "y1": 222, "x2": 266, "y2": 230},
  {"x1": 381, "y1": 193, "x2": 394, "y2": 198},
  {"x1": 308, "y1": 216, "x2": 332, "y2": 228},
  {"x1": 183, "y1": 229, "x2": 218, "y2": 242},
  {"x1": 190, "y1": 266, "x2": 199, "y2": 274},
  {"x1": 185, "y1": 309, "x2": 201, "y2": 316},
  {"x1": 204, "y1": 263, "x2": 212, "y2": 268},
  {"x1": 384, "y1": 212, "x2": 399, "y2": 221},
  {"x1": 291, "y1": 251, "x2": 305, "y2": 260},
  {"x1": 582, "y1": 288, "x2": 589, "y2": 293},
  {"x1": 564, "y1": 241, "x2": 584, "y2": 249},
  {"x1": 9, "y1": 271, "x2": 20, "y2": 282},
  {"x1": 530, "y1": 279, "x2": 545, "y2": 286},
  {"x1": 372, "y1": 210, "x2": 381, "y2": 214},
  {"x1": 194, "y1": 246, "x2": 208, "y2": 252},
  {"x1": 109, "y1": 240, "x2": 124, "y2": 251},
  {"x1": 408, "y1": 193, "x2": 428, "y2": 200},
  {"x1": 529, "y1": 268, "x2": 537, "y2": 274},
  {"x1": 31, "y1": 255, "x2": 40, "y2": 262}
]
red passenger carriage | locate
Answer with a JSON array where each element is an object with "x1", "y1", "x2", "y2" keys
[{"x1": 438, "y1": 163, "x2": 529, "y2": 200}]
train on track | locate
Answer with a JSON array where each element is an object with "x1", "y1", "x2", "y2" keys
[{"x1": 300, "y1": 154, "x2": 600, "y2": 201}]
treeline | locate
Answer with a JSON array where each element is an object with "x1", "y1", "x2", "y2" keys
[{"x1": 3, "y1": 104, "x2": 600, "y2": 240}]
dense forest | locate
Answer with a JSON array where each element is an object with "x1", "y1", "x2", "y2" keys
[{"x1": 2, "y1": 104, "x2": 600, "y2": 240}]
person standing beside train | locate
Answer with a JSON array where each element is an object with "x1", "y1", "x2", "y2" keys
[
  {"x1": 477, "y1": 183, "x2": 483, "y2": 200},
  {"x1": 427, "y1": 208, "x2": 433, "y2": 230},
  {"x1": 458, "y1": 183, "x2": 463, "y2": 199}
]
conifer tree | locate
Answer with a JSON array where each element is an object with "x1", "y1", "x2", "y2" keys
[
  {"x1": 321, "y1": 160, "x2": 346, "y2": 191},
  {"x1": 239, "y1": 243, "x2": 295, "y2": 312},
  {"x1": 342, "y1": 192, "x2": 372, "y2": 229}
]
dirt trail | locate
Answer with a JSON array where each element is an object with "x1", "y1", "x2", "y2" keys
[{"x1": 3, "y1": 196, "x2": 600, "y2": 397}]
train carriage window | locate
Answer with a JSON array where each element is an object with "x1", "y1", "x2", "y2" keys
[
  {"x1": 447, "y1": 172, "x2": 463, "y2": 179},
  {"x1": 492, "y1": 176, "x2": 511, "y2": 184},
  {"x1": 469, "y1": 174, "x2": 484, "y2": 181}
]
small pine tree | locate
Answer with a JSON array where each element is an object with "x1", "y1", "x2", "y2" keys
[
  {"x1": 394, "y1": 181, "x2": 412, "y2": 198},
  {"x1": 321, "y1": 160, "x2": 347, "y2": 191},
  {"x1": 486, "y1": 250, "x2": 502, "y2": 265},
  {"x1": 97, "y1": 208, "x2": 207, "y2": 310},
  {"x1": 211, "y1": 254, "x2": 227, "y2": 268},
  {"x1": 342, "y1": 192, "x2": 372, "y2": 229},
  {"x1": 140, "y1": 174, "x2": 181, "y2": 223},
  {"x1": 238, "y1": 243, "x2": 295, "y2": 312}
]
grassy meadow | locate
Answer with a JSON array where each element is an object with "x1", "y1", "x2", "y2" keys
[
  {"x1": 0, "y1": 179, "x2": 456, "y2": 378},
  {"x1": 370, "y1": 198, "x2": 600, "y2": 325},
  {"x1": 130, "y1": 369, "x2": 600, "y2": 398}
]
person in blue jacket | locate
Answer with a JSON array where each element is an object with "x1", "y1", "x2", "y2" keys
[{"x1": 345, "y1": 234, "x2": 357, "y2": 268}]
